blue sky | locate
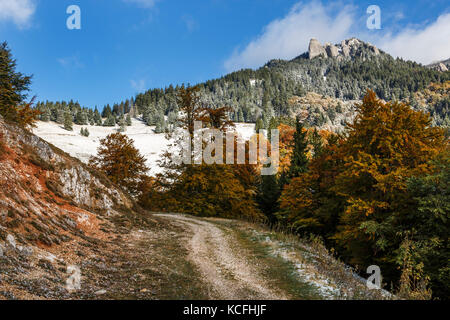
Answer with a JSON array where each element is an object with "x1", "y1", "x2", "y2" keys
[{"x1": 0, "y1": 0, "x2": 449, "y2": 108}]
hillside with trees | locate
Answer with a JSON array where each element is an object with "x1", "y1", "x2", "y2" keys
[{"x1": 34, "y1": 39, "x2": 450, "y2": 134}]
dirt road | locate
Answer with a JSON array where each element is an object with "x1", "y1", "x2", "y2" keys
[{"x1": 156, "y1": 214, "x2": 289, "y2": 300}]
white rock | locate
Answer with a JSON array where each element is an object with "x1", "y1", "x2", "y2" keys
[
  {"x1": 21, "y1": 246, "x2": 34, "y2": 257},
  {"x1": 325, "y1": 44, "x2": 339, "y2": 58},
  {"x1": 308, "y1": 38, "x2": 327, "y2": 59},
  {"x1": 6, "y1": 234, "x2": 16, "y2": 249},
  {"x1": 95, "y1": 289, "x2": 107, "y2": 295}
]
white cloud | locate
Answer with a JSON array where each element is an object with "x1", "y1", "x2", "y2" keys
[
  {"x1": 224, "y1": 1, "x2": 355, "y2": 71},
  {"x1": 376, "y1": 13, "x2": 450, "y2": 64},
  {"x1": 0, "y1": 0, "x2": 36, "y2": 27},
  {"x1": 58, "y1": 55, "x2": 84, "y2": 69},
  {"x1": 224, "y1": 1, "x2": 450, "y2": 71},
  {"x1": 123, "y1": 0, "x2": 158, "y2": 9},
  {"x1": 131, "y1": 79, "x2": 146, "y2": 91}
]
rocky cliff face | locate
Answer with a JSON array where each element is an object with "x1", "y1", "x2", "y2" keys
[
  {"x1": 308, "y1": 38, "x2": 381, "y2": 60},
  {"x1": 0, "y1": 116, "x2": 151, "y2": 299}
]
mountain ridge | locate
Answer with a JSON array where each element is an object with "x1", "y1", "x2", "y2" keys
[{"x1": 35, "y1": 37, "x2": 449, "y2": 135}]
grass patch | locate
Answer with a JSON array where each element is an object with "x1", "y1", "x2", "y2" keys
[{"x1": 223, "y1": 222, "x2": 324, "y2": 300}]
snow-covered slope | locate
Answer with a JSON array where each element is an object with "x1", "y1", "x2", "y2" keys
[{"x1": 32, "y1": 119, "x2": 256, "y2": 176}]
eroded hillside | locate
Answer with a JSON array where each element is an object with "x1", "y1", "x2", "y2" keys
[{"x1": 0, "y1": 116, "x2": 197, "y2": 299}]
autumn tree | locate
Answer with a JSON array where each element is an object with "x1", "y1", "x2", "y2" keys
[
  {"x1": 278, "y1": 91, "x2": 447, "y2": 297},
  {"x1": 328, "y1": 90, "x2": 446, "y2": 290},
  {"x1": 200, "y1": 105, "x2": 235, "y2": 132},
  {"x1": 89, "y1": 133, "x2": 148, "y2": 196},
  {"x1": 278, "y1": 133, "x2": 344, "y2": 236},
  {"x1": 177, "y1": 85, "x2": 203, "y2": 135},
  {"x1": 144, "y1": 85, "x2": 262, "y2": 220}
]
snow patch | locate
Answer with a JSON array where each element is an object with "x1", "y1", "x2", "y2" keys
[{"x1": 33, "y1": 119, "x2": 256, "y2": 176}]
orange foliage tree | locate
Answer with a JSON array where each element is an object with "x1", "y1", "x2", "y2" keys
[
  {"x1": 333, "y1": 90, "x2": 446, "y2": 267},
  {"x1": 143, "y1": 86, "x2": 262, "y2": 220},
  {"x1": 278, "y1": 90, "x2": 447, "y2": 294},
  {"x1": 89, "y1": 133, "x2": 148, "y2": 196}
]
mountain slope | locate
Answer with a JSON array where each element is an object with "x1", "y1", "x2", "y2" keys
[
  {"x1": 35, "y1": 38, "x2": 449, "y2": 135},
  {"x1": 131, "y1": 38, "x2": 449, "y2": 129}
]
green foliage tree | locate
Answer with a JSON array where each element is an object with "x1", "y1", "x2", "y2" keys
[
  {"x1": 257, "y1": 171, "x2": 280, "y2": 224},
  {"x1": 63, "y1": 111, "x2": 73, "y2": 131},
  {"x1": 103, "y1": 114, "x2": 116, "y2": 127},
  {"x1": 405, "y1": 152, "x2": 450, "y2": 298},
  {"x1": 288, "y1": 116, "x2": 309, "y2": 179},
  {"x1": 0, "y1": 42, "x2": 39, "y2": 127}
]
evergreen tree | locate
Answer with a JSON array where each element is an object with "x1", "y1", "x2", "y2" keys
[
  {"x1": 257, "y1": 172, "x2": 280, "y2": 224},
  {"x1": 80, "y1": 127, "x2": 90, "y2": 137},
  {"x1": 309, "y1": 128, "x2": 323, "y2": 158},
  {"x1": 118, "y1": 117, "x2": 127, "y2": 132},
  {"x1": 56, "y1": 109, "x2": 65, "y2": 124},
  {"x1": 93, "y1": 107, "x2": 102, "y2": 125},
  {"x1": 237, "y1": 108, "x2": 244, "y2": 122},
  {"x1": 0, "y1": 42, "x2": 39, "y2": 127},
  {"x1": 40, "y1": 108, "x2": 51, "y2": 122},
  {"x1": 255, "y1": 118, "x2": 264, "y2": 133},
  {"x1": 289, "y1": 117, "x2": 309, "y2": 179},
  {"x1": 75, "y1": 110, "x2": 88, "y2": 125},
  {"x1": 102, "y1": 105, "x2": 112, "y2": 118},
  {"x1": 126, "y1": 114, "x2": 132, "y2": 126},
  {"x1": 103, "y1": 114, "x2": 116, "y2": 127},
  {"x1": 64, "y1": 111, "x2": 73, "y2": 131}
]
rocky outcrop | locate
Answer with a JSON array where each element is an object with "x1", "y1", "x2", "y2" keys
[
  {"x1": 325, "y1": 43, "x2": 339, "y2": 58},
  {"x1": 0, "y1": 116, "x2": 132, "y2": 215},
  {"x1": 427, "y1": 60, "x2": 449, "y2": 72},
  {"x1": 308, "y1": 38, "x2": 327, "y2": 59},
  {"x1": 308, "y1": 38, "x2": 381, "y2": 60}
]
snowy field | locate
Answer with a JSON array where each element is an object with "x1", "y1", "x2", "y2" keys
[{"x1": 32, "y1": 119, "x2": 256, "y2": 176}]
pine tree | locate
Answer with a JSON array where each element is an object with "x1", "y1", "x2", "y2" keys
[
  {"x1": 102, "y1": 105, "x2": 112, "y2": 118},
  {"x1": 126, "y1": 114, "x2": 132, "y2": 126},
  {"x1": 40, "y1": 108, "x2": 50, "y2": 122},
  {"x1": 255, "y1": 118, "x2": 264, "y2": 133},
  {"x1": 56, "y1": 109, "x2": 65, "y2": 124},
  {"x1": 80, "y1": 127, "x2": 90, "y2": 137},
  {"x1": 75, "y1": 110, "x2": 88, "y2": 125},
  {"x1": 289, "y1": 116, "x2": 309, "y2": 179},
  {"x1": 103, "y1": 114, "x2": 116, "y2": 127},
  {"x1": 94, "y1": 107, "x2": 102, "y2": 125},
  {"x1": 237, "y1": 108, "x2": 244, "y2": 122},
  {"x1": 0, "y1": 42, "x2": 39, "y2": 127},
  {"x1": 118, "y1": 117, "x2": 127, "y2": 132},
  {"x1": 64, "y1": 111, "x2": 73, "y2": 131},
  {"x1": 257, "y1": 172, "x2": 280, "y2": 224},
  {"x1": 309, "y1": 128, "x2": 323, "y2": 158}
]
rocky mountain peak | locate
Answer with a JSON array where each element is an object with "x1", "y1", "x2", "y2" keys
[{"x1": 308, "y1": 38, "x2": 381, "y2": 60}]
